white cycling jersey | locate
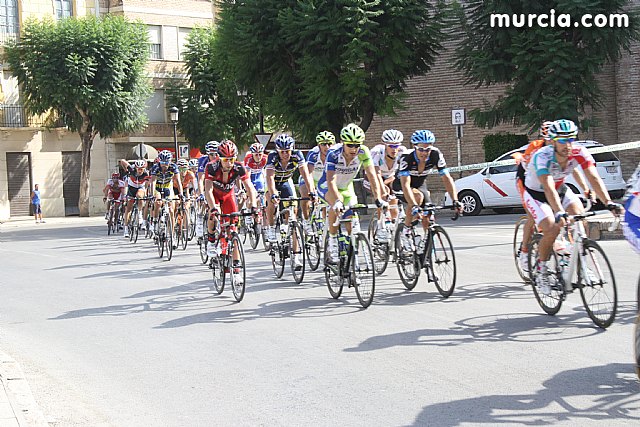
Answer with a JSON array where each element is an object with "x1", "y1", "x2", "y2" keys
[
  {"x1": 318, "y1": 145, "x2": 373, "y2": 191},
  {"x1": 370, "y1": 144, "x2": 407, "y2": 179},
  {"x1": 524, "y1": 145, "x2": 594, "y2": 192}
]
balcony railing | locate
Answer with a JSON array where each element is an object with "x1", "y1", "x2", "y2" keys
[{"x1": 0, "y1": 104, "x2": 63, "y2": 128}]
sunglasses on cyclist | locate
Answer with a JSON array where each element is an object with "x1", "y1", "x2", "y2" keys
[
  {"x1": 220, "y1": 157, "x2": 236, "y2": 163},
  {"x1": 344, "y1": 143, "x2": 361, "y2": 148},
  {"x1": 277, "y1": 149, "x2": 292, "y2": 154},
  {"x1": 387, "y1": 144, "x2": 401, "y2": 149},
  {"x1": 415, "y1": 146, "x2": 432, "y2": 152},
  {"x1": 318, "y1": 142, "x2": 334, "y2": 146},
  {"x1": 553, "y1": 137, "x2": 576, "y2": 144},
  {"x1": 179, "y1": 167, "x2": 188, "y2": 172}
]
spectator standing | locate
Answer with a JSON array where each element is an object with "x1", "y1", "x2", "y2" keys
[{"x1": 31, "y1": 184, "x2": 44, "y2": 223}]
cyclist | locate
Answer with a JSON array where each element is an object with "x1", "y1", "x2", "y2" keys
[
  {"x1": 103, "y1": 172, "x2": 126, "y2": 223},
  {"x1": 318, "y1": 123, "x2": 387, "y2": 264},
  {"x1": 366, "y1": 129, "x2": 406, "y2": 241},
  {"x1": 299, "y1": 131, "x2": 336, "y2": 234},
  {"x1": 119, "y1": 158, "x2": 149, "y2": 237},
  {"x1": 204, "y1": 140, "x2": 257, "y2": 284},
  {"x1": 174, "y1": 158, "x2": 198, "y2": 197},
  {"x1": 196, "y1": 141, "x2": 219, "y2": 237},
  {"x1": 243, "y1": 141, "x2": 268, "y2": 218},
  {"x1": 523, "y1": 119, "x2": 622, "y2": 295},
  {"x1": 188, "y1": 158, "x2": 200, "y2": 184},
  {"x1": 149, "y1": 150, "x2": 183, "y2": 241},
  {"x1": 623, "y1": 162, "x2": 640, "y2": 253},
  {"x1": 393, "y1": 130, "x2": 462, "y2": 251},
  {"x1": 264, "y1": 134, "x2": 315, "y2": 268}
]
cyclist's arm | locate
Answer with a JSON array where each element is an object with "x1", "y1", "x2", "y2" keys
[
  {"x1": 175, "y1": 174, "x2": 183, "y2": 197},
  {"x1": 363, "y1": 164, "x2": 383, "y2": 201},
  {"x1": 242, "y1": 178, "x2": 258, "y2": 208},
  {"x1": 540, "y1": 174, "x2": 564, "y2": 213},
  {"x1": 325, "y1": 169, "x2": 340, "y2": 205},
  {"x1": 266, "y1": 168, "x2": 277, "y2": 197},
  {"x1": 582, "y1": 165, "x2": 613, "y2": 205},
  {"x1": 203, "y1": 179, "x2": 218, "y2": 211},
  {"x1": 441, "y1": 173, "x2": 459, "y2": 204},
  {"x1": 299, "y1": 163, "x2": 315, "y2": 193},
  {"x1": 400, "y1": 175, "x2": 417, "y2": 206},
  {"x1": 119, "y1": 159, "x2": 131, "y2": 170},
  {"x1": 571, "y1": 169, "x2": 591, "y2": 196}
]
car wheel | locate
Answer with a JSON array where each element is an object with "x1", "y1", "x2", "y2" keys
[
  {"x1": 459, "y1": 191, "x2": 482, "y2": 216},
  {"x1": 493, "y1": 207, "x2": 514, "y2": 214}
]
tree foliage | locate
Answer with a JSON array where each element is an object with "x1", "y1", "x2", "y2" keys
[
  {"x1": 5, "y1": 16, "x2": 150, "y2": 215},
  {"x1": 216, "y1": 0, "x2": 448, "y2": 141},
  {"x1": 166, "y1": 27, "x2": 259, "y2": 150},
  {"x1": 455, "y1": 0, "x2": 640, "y2": 132}
]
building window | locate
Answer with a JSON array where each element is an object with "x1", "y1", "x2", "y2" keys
[
  {"x1": 145, "y1": 90, "x2": 166, "y2": 123},
  {"x1": 0, "y1": 0, "x2": 19, "y2": 42},
  {"x1": 148, "y1": 25, "x2": 162, "y2": 60},
  {"x1": 54, "y1": 0, "x2": 73, "y2": 20},
  {"x1": 177, "y1": 27, "x2": 191, "y2": 60}
]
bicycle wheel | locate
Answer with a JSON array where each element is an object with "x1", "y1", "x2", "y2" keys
[
  {"x1": 188, "y1": 204, "x2": 197, "y2": 241},
  {"x1": 237, "y1": 213, "x2": 248, "y2": 245},
  {"x1": 290, "y1": 222, "x2": 306, "y2": 284},
  {"x1": 395, "y1": 224, "x2": 420, "y2": 290},
  {"x1": 578, "y1": 240, "x2": 617, "y2": 329},
  {"x1": 352, "y1": 232, "x2": 375, "y2": 308},
  {"x1": 271, "y1": 225, "x2": 285, "y2": 278},
  {"x1": 248, "y1": 216, "x2": 260, "y2": 250},
  {"x1": 429, "y1": 226, "x2": 457, "y2": 298},
  {"x1": 199, "y1": 217, "x2": 209, "y2": 264},
  {"x1": 181, "y1": 212, "x2": 189, "y2": 250},
  {"x1": 210, "y1": 254, "x2": 225, "y2": 294},
  {"x1": 324, "y1": 233, "x2": 343, "y2": 299},
  {"x1": 527, "y1": 235, "x2": 563, "y2": 315},
  {"x1": 229, "y1": 235, "x2": 246, "y2": 302},
  {"x1": 513, "y1": 215, "x2": 531, "y2": 282},
  {"x1": 369, "y1": 216, "x2": 390, "y2": 276},
  {"x1": 107, "y1": 207, "x2": 114, "y2": 236},
  {"x1": 131, "y1": 208, "x2": 140, "y2": 244},
  {"x1": 305, "y1": 221, "x2": 321, "y2": 272},
  {"x1": 164, "y1": 218, "x2": 173, "y2": 261}
]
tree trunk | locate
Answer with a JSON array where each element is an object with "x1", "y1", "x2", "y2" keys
[
  {"x1": 359, "y1": 100, "x2": 374, "y2": 133},
  {"x1": 78, "y1": 130, "x2": 95, "y2": 217}
]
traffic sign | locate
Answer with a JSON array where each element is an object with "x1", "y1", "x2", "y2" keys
[{"x1": 254, "y1": 133, "x2": 273, "y2": 146}]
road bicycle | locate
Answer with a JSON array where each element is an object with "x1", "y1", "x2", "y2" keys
[
  {"x1": 154, "y1": 197, "x2": 177, "y2": 261},
  {"x1": 269, "y1": 197, "x2": 307, "y2": 284},
  {"x1": 323, "y1": 205, "x2": 375, "y2": 308},
  {"x1": 513, "y1": 215, "x2": 534, "y2": 282},
  {"x1": 106, "y1": 198, "x2": 124, "y2": 236},
  {"x1": 395, "y1": 204, "x2": 458, "y2": 297},
  {"x1": 368, "y1": 202, "x2": 405, "y2": 275},
  {"x1": 126, "y1": 196, "x2": 150, "y2": 244},
  {"x1": 174, "y1": 196, "x2": 191, "y2": 251},
  {"x1": 302, "y1": 198, "x2": 325, "y2": 272},
  {"x1": 527, "y1": 211, "x2": 618, "y2": 328},
  {"x1": 207, "y1": 211, "x2": 253, "y2": 302}
]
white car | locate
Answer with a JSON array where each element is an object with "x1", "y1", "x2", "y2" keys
[{"x1": 445, "y1": 140, "x2": 627, "y2": 216}]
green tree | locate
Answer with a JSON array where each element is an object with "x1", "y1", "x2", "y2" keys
[
  {"x1": 455, "y1": 0, "x2": 640, "y2": 131},
  {"x1": 5, "y1": 16, "x2": 150, "y2": 216},
  {"x1": 216, "y1": 0, "x2": 448, "y2": 141},
  {"x1": 167, "y1": 27, "x2": 260, "y2": 151}
]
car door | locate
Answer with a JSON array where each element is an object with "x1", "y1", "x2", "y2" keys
[{"x1": 482, "y1": 152, "x2": 520, "y2": 207}]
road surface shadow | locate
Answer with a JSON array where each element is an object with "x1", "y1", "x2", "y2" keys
[
  {"x1": 343, "y1": 312, "x2": 604, "y2": 352},
  {"x1": 411, "y1": 363, "x2": 640, "y2": 426}
]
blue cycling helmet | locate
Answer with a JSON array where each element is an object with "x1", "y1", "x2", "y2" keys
[
  {"x1": 274, "y1": 134, "x2": 295, "y2": 150},
  {"x1": 410, "y1": 130, "x2": 435, "y2": 144},
  {"x1": 158, "y1": 150, "x2": 172, "y2": 164},
  {"x1": 550, "y1": 119, "x2": 578, "y2": 138}
]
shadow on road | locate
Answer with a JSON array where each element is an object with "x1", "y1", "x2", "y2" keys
[{"x1": 411, "y1": 363, "x2": 639, "y2": 426}]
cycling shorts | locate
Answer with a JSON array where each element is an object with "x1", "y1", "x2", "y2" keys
[
  {"x1": 522, "y1": 186, "x2": 580, "y2": 225},
  {"x1": 318, "y1": 181, "x2": 357, "y2": 207},
  {"x1": 155, "y1": 186, "x2": 174, "y2": 199},
  {"x1": 251, "y1": 173, "x2": 266, "y2": 193},
  {"x1": 213, "y1": 191, "x2": 239, "y2": 225},
  {"x1": 127, "y1": 186, "x2": 145, "y2": 199}
]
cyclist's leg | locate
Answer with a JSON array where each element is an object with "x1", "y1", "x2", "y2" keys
[
  {"x1": 318, "y1": 181, "x2": 341, "y2": 236},
  {"x1": 341, "y1": 184, "x2": 358, "y2": 235},
  {"x1": 220, "y1": 192, "x2": 240, "y2": 261},
  {"x1": 299, "y1": 177, "x2": 310, "y2": 221},
  {"x1": 523, "y1": 191, "x2": 559, "y2": 262}
]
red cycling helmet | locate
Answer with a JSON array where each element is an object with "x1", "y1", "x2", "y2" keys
[
  {"x1": 111, "y1": 172, "x2": 120, "y2": 180},
  {"x1": 218, "y1": 139, "x2": 238, "y2": 158}
]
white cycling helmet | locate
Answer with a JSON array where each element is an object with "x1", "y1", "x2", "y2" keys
[
  {"x1": 381, "y1": 129, "x2": 403, "y2": 144},
  {"x1": 133, "y1": 159, "x2": 146, "y2": 168}
]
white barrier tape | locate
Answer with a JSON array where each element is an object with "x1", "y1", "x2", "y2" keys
[{"x1": 441, "y1": 140, "x2": 640, "y2": 174}]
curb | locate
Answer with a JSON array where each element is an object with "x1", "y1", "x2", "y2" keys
[{"x1": 0, "y1": 350, "x2": 48, "y2": 427}]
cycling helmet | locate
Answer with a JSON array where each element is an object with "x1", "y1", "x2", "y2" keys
[
  {"x1": 158, "y1": 150, "x2": 172, "y2": 164},
  {"x1": 188, "y1": 158, "x2": 199, "y2": 168},
  {"x1": 134, "y1": 159, "x2": 146, "y2": 168},
  {"x1": 111, "y1": 172, "x2": 120, "y2": 180},
  {"x1": 250, "y1": 142, "x2": 264, "y2": 153},
  {"x1": 550, "y1": 119, "x2": 578, "y2": 138},
  {"x1": 274, "y1": 134, "x2": 295, "y2": 150},
  {"x1": 218, "y1": 139, "x2": 238, "y2": 158},
  {"x1": 177, "y1": 158, "x2": 189, "y2": 168},
  {"x1": 539, "y1": 121, "x2": 555, "y2": 140},
  {"x1": 381, "y1": 129, "x2": 403, "y2": 144},
  {"x1": 316, "y1": 131, "x2": 336, "y2": 144},
  {"x1": 340, "y1": 123, "x2": 365, "y2": 144},
  {"x1": 205, "y1": 140, "x2": 219, "y2": 155},
  {"x1": 410, "y1": 130, "x2": 435, "y2": 144}
]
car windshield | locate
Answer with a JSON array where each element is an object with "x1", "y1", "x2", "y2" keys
[{"x1": 592, "y1": 152, "x2": 619, "y2": 162}]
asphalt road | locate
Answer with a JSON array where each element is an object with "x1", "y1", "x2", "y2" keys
[{"x1": 0, "y1": 214, "x2": 638, "y2": 426}]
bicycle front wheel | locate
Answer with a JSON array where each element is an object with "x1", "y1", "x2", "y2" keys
[
  {"x1": 199, "y1": 218, "x2": 209, "y2": 264},
  {"x1": 429, "y1": 226, "x2": 457, "y2": 298},
  {"x1": 305, "y1": 221, "x2": 321, "y2": 272},
  {"x1": 578, "y1": 240, "x2": 617, "y2": 328},
  {"x1": 248, "y1": 219, "x2": 261, "y2": 250},
  {"x1": 210, "y1": 254, "x2": 225, "y2": 295},
  {"x1": 164, "y1": 218, "x2": 173, "y2": 261},
  {"x1": 324, "y1": 233, "x2": 343, "y2": 299},
  {"x1": 157, "y1": 221, "x2": 165, "y2": 258},
  {"x1": 271, "y1": 227, "x2": 285, "y2": 278},
  {"x1": 395, "y1": 224, "x2": 420, "y2": 290},
  {"x1": 289, "y1": 222, "x2": 306, "y2": 284},
  {"x1": 229, "y1": 235, "x2": 246, "y2": 302},
  {"x1": 513, "y1": 215, "x2": 530, "y2": 282},
  {"x1": 181, "y1": 213, "x2": 189, "y2": 250},
  {"x1": 352, "y1": 232, "x2": 375, "y2": 308},
  {"x1": 527, "y1": 235, "x2": 563, "y2": 315}
]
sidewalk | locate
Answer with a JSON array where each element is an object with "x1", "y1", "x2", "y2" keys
[{"x1": 0, "y1": 350, "x2": 47, "y2": 427}]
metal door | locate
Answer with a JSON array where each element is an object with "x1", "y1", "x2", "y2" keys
[
  {"x1": 6, "y1": 152, "x2": 32, "y2": 216},
  {"x1": 62, "y1": 151, "x2": 81, "y2": 216}
]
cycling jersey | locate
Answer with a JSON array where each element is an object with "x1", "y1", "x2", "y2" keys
[
  {"x1": 392, "y1": 148, "x2": 448, "y2": 190},
  {"x1": 205, "y1": 160, "x2": 250, "y2": 220},
  {"x1": 524, "y1": 145, "x2": 594, "y2": 192},
  {"x1": 244, "y1": 152, "x2": 267, "y2": 192},
  {"x1": 317, "y1": 145, "x2": 372, "y2": 190},
  {"x1": 305, "y1": 146, "x2": 328, "y2": 183},
  {"x1": 265, "y1": 150, "x2": 306, "y2": 184},
  {"x1": 106, "y1": 179, "x2": 126, "y2": 192},
  {"x1": 197, "y1": 155, "x2": 217, "y2": 174},
  {"x1": 150, "y1": 163, "x2": 179, "y2": 188},
  {"x1": 126, "y1": 166, "x2": 149, "y2": 189},
  {"x1": 370, "y1": 144, "x2": 407, "y2": 179},
  {"x1": 623, "y1": 163, "x2": 640, "y2": 253},
  {"x1": 174, "y1": 170, "x2": 196, "y2": 190}
]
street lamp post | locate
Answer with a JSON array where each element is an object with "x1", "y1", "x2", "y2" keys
[{"x1": 170, "y1": 106, "x2": 179, "y2": 160}]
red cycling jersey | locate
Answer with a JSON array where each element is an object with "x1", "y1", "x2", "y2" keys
[
  {"x1": 205, "y1": 160, "x2": 249, "y2": 219},
  {"x1": 243, "y1": 152, "x2": 267, "y2": 174}
]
